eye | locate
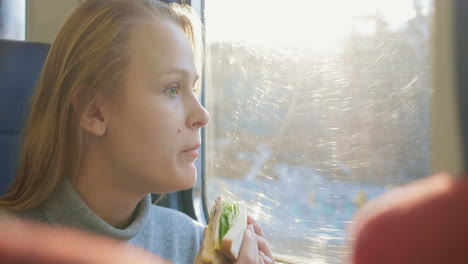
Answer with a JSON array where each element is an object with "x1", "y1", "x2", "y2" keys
[
  {"x1": 193, "y1": 81, "x2": 201, "y2": 95},
  {"x1": 165, "y1": 84, "x2": 180, "y2": 96}
]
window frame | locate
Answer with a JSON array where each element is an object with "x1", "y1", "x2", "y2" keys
[
  {"x1": 455, "y1": 0, "x2": 468, "y2": 171},
  {"x1": 173, "y1": 0, "x2": 209, "y2": 224}
]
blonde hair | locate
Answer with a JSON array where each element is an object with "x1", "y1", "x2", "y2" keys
[{"x1": 0, "y1": 0, "x2": 202, "y2": 210}]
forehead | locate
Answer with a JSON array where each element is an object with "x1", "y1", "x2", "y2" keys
[{"x1": 127, "y1": 19, "x2": 196, "y2": 75}]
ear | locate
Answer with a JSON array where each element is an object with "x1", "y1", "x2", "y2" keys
[
  {"x1": 72, "y1": 86, "x2": 107, "y2": 137},
  {"x1": 81, "y1": 100, "x2": 107, "y2": 136}
]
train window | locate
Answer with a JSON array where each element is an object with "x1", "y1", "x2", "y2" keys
[
  {"x1": 202, "y1": 0, "x2": 434, "y2": 262},
  {"x1": 0, "y1": 0, "x2": 26, "y2": 40}
]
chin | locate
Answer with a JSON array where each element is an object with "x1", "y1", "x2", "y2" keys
[
  {"x1": 178, "y1": 171, "x2": 197, "y2": 190},
  {"x1": 178, "y1": 163, "x2": 198, "y2": 188},
  {"x1": 157, "y1": 169, "x2": 197, "y2": 193}
]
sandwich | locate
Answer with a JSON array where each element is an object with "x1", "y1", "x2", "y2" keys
[{"x1": 200, "y1": 196, "x2": 247, "y2": 264}]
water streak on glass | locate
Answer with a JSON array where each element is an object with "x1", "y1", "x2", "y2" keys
[{"x1": 204, "y1": 0, "x2": 433, "y2": 263}]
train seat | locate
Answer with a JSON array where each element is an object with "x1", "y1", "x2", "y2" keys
[
  {"x1": 0, "y1": 39, "x2": 50, "y2": 195},
  {"x1": 350, "y1": 173, "x2": 468, "y2": 264}
]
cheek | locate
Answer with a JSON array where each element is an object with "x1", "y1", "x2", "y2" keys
[
  {"x1": 133, "y1": 103, "x2": 175, "y2": 138},
  {"x1": 111, "y1": 98, "x2": 185, "y2": 158},
  {"x1": 140, "y1": 114, "x2": 182, "y2": 158}
]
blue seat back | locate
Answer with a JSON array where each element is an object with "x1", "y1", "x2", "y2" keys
[{"x1": 0, "y1": 40, "x2": 50, "y2": 195}]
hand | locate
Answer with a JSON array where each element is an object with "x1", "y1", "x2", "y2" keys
[
  {"x1": 193, "y1": 218, "x2": 275, "y2": 264},
  {"x1": 235, "y1": 216, "x2": 274, "y2": 264}
]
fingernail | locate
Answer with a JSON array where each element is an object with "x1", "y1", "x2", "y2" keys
[
  {"x1": 260, "y1": 251, "x2": 272, "y2": 262},
  {"x1": 248, "y1": 224, "x2": 254, "y2": 232}
]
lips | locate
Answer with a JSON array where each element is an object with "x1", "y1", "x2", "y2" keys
[
  {"x1": 181, "y1": 143, "x2": 201, "y2": 158},
  {"x1": 183, "y1": 143, "x2": 201, "y2": 152}
]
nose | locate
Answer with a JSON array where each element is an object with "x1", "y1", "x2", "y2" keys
[{"x1": 187, "y1": 96, "x2": 210, "y2": 129}]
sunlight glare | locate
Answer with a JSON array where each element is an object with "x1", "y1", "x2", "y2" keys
[{"x1": 206, "y1": 0, "x2": 425, "y2": 49}]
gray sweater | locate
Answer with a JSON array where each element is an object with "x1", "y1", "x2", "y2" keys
[{"x1": 0, "y1": 181, "x2": 204, "y2": 263}]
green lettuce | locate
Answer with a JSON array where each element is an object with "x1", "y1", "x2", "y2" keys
[{"x1": 219, "y1": 199, "x2": 239, "y2": 244}]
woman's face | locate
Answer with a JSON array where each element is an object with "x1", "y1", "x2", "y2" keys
[{"x1": 101, "y1": 19, "x2": 209, "y2": 194}]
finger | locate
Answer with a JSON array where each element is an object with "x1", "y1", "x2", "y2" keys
[
  {"x1": 246, "y1": 218, "x2": 274, "y2": 260},
  {"x1": 248, "y1": 216, "x2": 266, "y2": 238},
  {"x1": 260, "y1": 250, "x2": 274, "y2": 264},
  {"x1": 255, "y1": 233, "x2": 274, "y2": 261},
  {"x1": 235, "y1": 226, "x2": 259, "y2": 264},
  {"x1": 259, "y1": 255, "x2": 266, "y2": 264},
  {"x1": 247, "y1": 215, "x2": 254, "y2": 225}
]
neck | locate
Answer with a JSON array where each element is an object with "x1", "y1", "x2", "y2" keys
[{"x1": 72, "y1": 143, "x2": 145, "y2": 229}]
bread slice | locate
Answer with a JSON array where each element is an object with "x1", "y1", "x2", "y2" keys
[
  {"x1": 201, "y1": 227, "x2": 230, "y2": 264},
  {"x1": 220, "y1": 201, "x2": 247, "y2": 262},
  {"x1": 211, "y1": 197, "x2": 223, "y2": 250}
]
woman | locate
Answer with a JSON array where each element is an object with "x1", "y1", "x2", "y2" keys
[{"x1": 0, "y1": 0, "x2": 274, "y2": 263}]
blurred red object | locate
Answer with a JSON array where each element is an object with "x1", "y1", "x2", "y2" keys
[
  {"x1": 350, "y1": 173, "x2": 468, "y2": 264},
  {"x1": 0, "y1": 217, "x2": 170, "y2": 264}
]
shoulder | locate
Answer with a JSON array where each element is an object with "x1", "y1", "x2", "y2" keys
[
  {"x1": 0, "y1": 207, "x2": 49, "y2": 224},
  {"x1": 149, "y1": 204, "x2": 204, "y2": 237},
  {"x1": 144, "y1": 204, "x2": 204, "y2": 262},
  {"x1": 0, "y1": 209, "x2": 12, "y2": 219}
]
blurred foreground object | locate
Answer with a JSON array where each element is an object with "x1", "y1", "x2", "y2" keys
[
  {"x1": 0, "y1": 217, "x2": 170, "y2": 264},
  {"x1": 350, "y1": 173, "x2": 468, "y2": 264}
]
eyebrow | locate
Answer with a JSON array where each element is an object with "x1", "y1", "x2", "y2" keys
[{"x1": 159, "y1": 67, "x2": 199, "y2": 81}]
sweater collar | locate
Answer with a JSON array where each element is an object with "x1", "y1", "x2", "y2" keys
[{"x1": 41, "y1": 180, "x2": 150, "y2": 240}]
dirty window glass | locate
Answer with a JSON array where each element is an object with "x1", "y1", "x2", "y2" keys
[
  {"x1": 203, "y1": 0, "x2": 433, "y2": 263},
  {"x1": 0, "y1": 0, "x2": 25, "y2": 40}
]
